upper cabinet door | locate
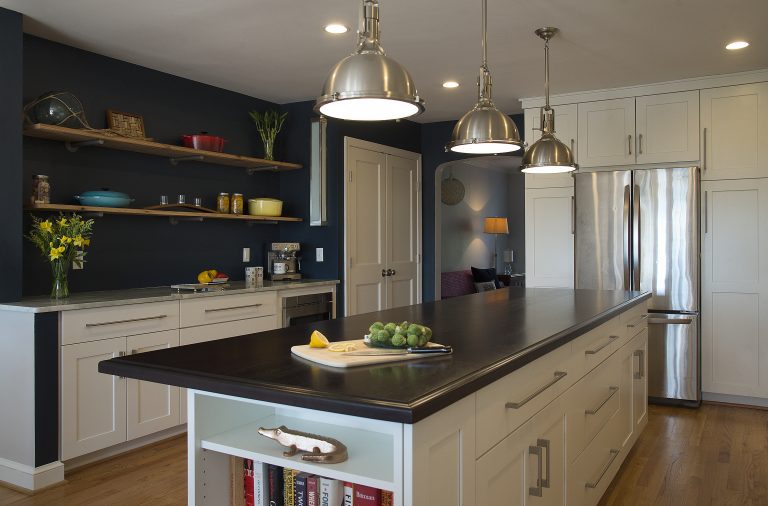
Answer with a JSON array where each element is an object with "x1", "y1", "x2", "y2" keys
[
  {"x1": 701, "y1": 83, "x2": 768, "y2": 180},
  {"x1": 578, "y1": 98, "x2": 636, "y2": 168},
  {"x1": 636, "y1": 91, "x2": 700, "y2": 165},
  {"x1": 525, "y1": 186, "x2": 575, "y2": 288},
  {"x1": 524, "y1": 104, "x2": 577, "y2": 189}
]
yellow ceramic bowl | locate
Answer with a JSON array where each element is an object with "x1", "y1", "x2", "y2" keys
[{"x1": 248, "y1": 198, "x2": 283, "y2": 216}]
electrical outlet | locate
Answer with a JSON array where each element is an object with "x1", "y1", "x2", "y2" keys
[
  {"x1": 72, "y1": 251, "x2": 85, "y2": 270},
  {"x1": 316, "y1": 248, "x2": 324, "y2": 262},
  {"x1": 242, "y1": 247, "x2": 251, "y2": 262}
]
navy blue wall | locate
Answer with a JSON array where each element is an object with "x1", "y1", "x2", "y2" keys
[
  {"x1": 22, "y1": 35, "x2": 288, "y2": 295},
  {"x1": 0, "y1": 8, "x2": 23, "y2": 302}
]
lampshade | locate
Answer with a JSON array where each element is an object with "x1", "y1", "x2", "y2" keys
[
  {"x1": 484, "y1": 217, "x2": 509, "y2": 235},
  {"x1": 315, "y1": 0, "x2": 424, "y2": 121}
]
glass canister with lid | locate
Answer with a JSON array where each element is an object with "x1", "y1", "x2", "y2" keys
[
  {"x1": 31, "y1": 175, "x2": 50, "y2": 205},
  {"x1": 217, "y1": 192, "x2": 230, "y2": 214},
  {"x1": 231, "y1": 193, "x2": 244, "y2": 215}
]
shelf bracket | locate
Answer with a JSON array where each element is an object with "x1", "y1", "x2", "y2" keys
[
  {"x1": 169, "y1": 155, "x2": 205, "y2": 166},
  {"x1": 247, "y1": 165, "x2": 279, "y2": 175},
  {"x1": 246, "y1": 220, "x2": 278, "y2": 226},
  {"x1": 65, "y1": 139, "x2": 104, "y2": 153},
  {"x1": 169, "y1": 216, "x2": 204, "y2": 225}
]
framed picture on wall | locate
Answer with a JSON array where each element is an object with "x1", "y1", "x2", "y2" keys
[{"x1": 107, "y1": 109, "x2": 148, "y2": 139}]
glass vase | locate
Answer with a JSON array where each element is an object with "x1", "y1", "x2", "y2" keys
[
  {"x1": 261, "y1": 136, "x2": 275, "y2": 161},
  {"x1": 51, "y1": 259, "x2": 70, "y2": 299}
]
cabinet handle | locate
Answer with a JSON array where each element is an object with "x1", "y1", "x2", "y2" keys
[
  {"x1": 570, "y1": 138, "x2": 576, "y2": 158},
  {"x1": 704, "y1": 191, "x2": 708, "y2": 234},
  {"x1": 117, "y1": 351, "x2": 126, "y2": 379},
  {"x1": 628, "y1": 134, "x2": 632, "y2": 155},
  {"x1": 505, "y1": 371, "x2": 567, "y2": 409},
  {"x1": 585, "y1": 335, "x2": 619, "y2": 355},
  {"x1": 627, "y1": 314, "x2": 648, "y2": 328},
  {"x1": 585, "y1": 449, "x2": 620, "y2": 489},
  {"x1": 638, "y1": 133, "x2": 643, "y2": 154},
  {"x1": 703, "y1": 127, "x2": 707, "y2": 172},
  {"x1": 205, "y1": 303, "x2": 263, "y2": 313},
  {"x1": 634, "y1": 349, "x2": 645, "y2": 379},
  {"x1": 528, "y1": 439, "x2": 551, "y2": 496},
  {"x1": 86, "y1": 315, "x2": 168, "y2": 327},
  {"x1": 585, "y1": 386, "x2": 619, "y2": 415},
  {"x1": 571, "y1": 196, "x2": 575, "y2": 235}
]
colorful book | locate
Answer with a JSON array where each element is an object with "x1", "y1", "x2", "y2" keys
[
  {"x1": 268, "y1": 464, "x2": 284, "y2": 506},
  {"x1": 352, "y1": 484, "x2": 380, "y2": 506},
  {"x1": 244, "y1": 459, "x2": 255, "y2": 506},
  {"x1": 343, "y1": 482, "x2": 353, "y2": 506},
  {"x1": 319, "y1": 477, "x2": 343, "y2": 506},
  {"x1": 284, "y1": 468, "x2": 299, "y2": 506},
  {"x1": 295, "y1": 473, "x2": 310, "y2": 506},
  {"x1": 380, "y1": 491, "x2": 393, "y2": 506},
  {"x1": 307, "y1": 476, "x2": 319, "y2": 506}
]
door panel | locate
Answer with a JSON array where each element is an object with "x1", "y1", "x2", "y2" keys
[
  {"x1": 578, "y1": 98, "x2": 635, "y2": 167},
  {"x1": 386, "y1": 154, "x2": 419, "y2": 309},
  {"x1": 636, "y1": 91, "x2": 700, "y2": 164}
]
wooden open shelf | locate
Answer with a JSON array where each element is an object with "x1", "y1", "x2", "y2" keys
[
  {"x1": 26, "y1": 203, "x2": 301, "y2": 224},
  {"x1": 23, "y1": 124, "x2": 302, "y2": 173}
]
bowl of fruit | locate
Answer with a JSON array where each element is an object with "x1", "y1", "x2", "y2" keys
[
  {"x1": 197, "y1": 269, "x2": 229, "y2": 284},
  {"x1": 365, "y1": 321, "x2": 433, "y2": 349}
]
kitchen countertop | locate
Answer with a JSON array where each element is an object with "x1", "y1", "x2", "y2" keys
[
  {"x1": 0, "y1": 279, "x2": 339, "y2": 313},
  {"x1": 99, "y1": 287, "x2": 650, "y2": 423}
]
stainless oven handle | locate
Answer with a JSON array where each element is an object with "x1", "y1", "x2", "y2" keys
[
  {"x1": 86, "y1": 315, "x2": 167, "y2": 327},
  {"x1": 205, "y1": 304, "x2": 263, "y2": 313},
  {"x1": 647, "y1": 317, "x2": 693, "y2": 325}
]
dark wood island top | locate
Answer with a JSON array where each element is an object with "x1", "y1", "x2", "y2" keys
[{"x1": 99, "y1": 287, "x2": 650, "y2": 423}]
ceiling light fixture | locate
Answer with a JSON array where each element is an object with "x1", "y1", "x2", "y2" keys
[
  {"x1": 443, "y1": 81, "x2": 460, "y2": 89},
  {"x1": 445, "y1": 0, "x2": 523, "y2": 154},
  {"x1": 315, "y1": 0, "x2": 424, "y2": 121},
  {"x1": 521, "y1": 27, "x2": 577, "y2": 174},
  {"x1": 324, "y1": 24, "x2": 349, "y2": 34},
  {"x1": 725, "y1": 40, "x2": 749, "y2": 50}
]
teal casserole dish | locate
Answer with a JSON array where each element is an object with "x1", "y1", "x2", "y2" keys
[{"x1": 74, "y1": 190, "x2": 134, "y2": 208}]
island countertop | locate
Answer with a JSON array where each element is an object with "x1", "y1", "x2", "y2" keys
[{"x1": 99, "y1": 287, "x2": 650, "y2": 423}]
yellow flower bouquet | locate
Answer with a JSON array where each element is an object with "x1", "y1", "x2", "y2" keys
[{"x1": 26, "y1": 213, "x2": 94, "y2": 298}]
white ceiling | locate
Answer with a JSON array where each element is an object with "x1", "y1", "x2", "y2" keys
[{"x1": 2, "y1": 0, "x2": 766, "y2": 123}]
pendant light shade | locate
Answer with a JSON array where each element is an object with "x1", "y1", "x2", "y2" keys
[
  {"x1": 521, "y1": 27, "x2": 577, "y2": 174},
  {"x1": 315, "y1": 0, "x2": 424, "y2": 121},
  {"x1": 445, "y1": 0, "x2": 522, "y2": 154}
]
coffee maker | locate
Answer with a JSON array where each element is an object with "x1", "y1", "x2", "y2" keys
[{"x1": 266, "y1": 242, "x2": 301, "y2": 281}]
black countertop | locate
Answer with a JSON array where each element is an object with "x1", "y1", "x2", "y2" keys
[{"x1": 99, "y1": 287, "x2": 650, "y2": 423}]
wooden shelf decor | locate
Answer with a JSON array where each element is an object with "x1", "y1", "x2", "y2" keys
[
  {"x1": 26, "y1": 203, "x2": 302, "y2": 226},
  {"x1": 23, "y1": 124, "x2": 302, "y2": 174}
]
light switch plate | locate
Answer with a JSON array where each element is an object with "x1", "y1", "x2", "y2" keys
[
  {"x1": 316, "y1": 248, "x2": 324, "y2": 262},
  {"x1": 242, "y1": 247, "x2": 251, "y2": 262}
]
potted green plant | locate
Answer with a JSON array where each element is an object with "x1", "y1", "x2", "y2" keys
[{"x1": 249, "y1": 109, "x2": 288, "y2": 161}]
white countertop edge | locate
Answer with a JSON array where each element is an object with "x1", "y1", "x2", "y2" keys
[{"x1": 0, "y1": 280, "x2": 339, "y2": 313}]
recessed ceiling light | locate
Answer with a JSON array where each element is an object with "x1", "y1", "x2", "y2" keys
[
  {"x1": 442, "y1": 81, "x2": 460, "y2": 89},
  {"x1": 324, "y1": 24, "x2": 348, "y2": 34},
  {"x1": 726, "y1": 40, "x2": 749, "y2": 50}
]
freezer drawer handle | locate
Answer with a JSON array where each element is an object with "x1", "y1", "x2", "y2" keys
[
  {"x1": 205, "y1": 303, "x2": 263, "y2": 313},
  {"x1": 528, "y1": 438, "x2": 551, "y2": 497},
  {"x1": 585, "y1": 449, "x2": 620, "y2": 489},
  {"x1": 506, "y1": 371, "x2": 567, "y2": 409},
  {"x1": 627, "y1": 314, "x2": 648, "y2": 328},
  {"x1": 634, "y1": 349, "x2": 645, "y2": 380},
  {"x1": 585, "y1": 386, "x2": 619, "y2": 415},
  {"x1": 585, "y1": 335, "x2": 619, "y2": 355},
  {"x1": 85, "y1": 315, "x2": 168, "y2": 327},
  {"x1": 647, "y1": 317, "x2": 693, "y2": 325}
]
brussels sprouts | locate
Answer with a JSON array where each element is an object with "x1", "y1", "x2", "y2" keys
[
  {"x1": 369, "y1": 322, "x2": 384, "y2": 333},
  {"x1": 406, "y1": 333, "x2": 420, "y2": 347},
  {"x1": 407, "y1": 324, "x2": 423, "y2": 335},
  {"x1": 418, "y1": 334, "x2": 429, "y2": 347},
  {"x1": 423, "y1": 327, "x2": 433, "y2": 340},
  {"x1": 400, "y1": 321, "x2": 410, "y2": 330},
  {"x1": 383, "y1": 322, "x2": 397, "y2": 334},
  {"x1": 391, "y1": 333, "x2": 407, "y2": 347},
  {"x1": 375, "y1": 329, "x2": 392, "y2": 343}
]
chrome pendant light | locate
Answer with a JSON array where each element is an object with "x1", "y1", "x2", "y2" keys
[
  {"x1": 445, "y1": 0, "x2": 522, "y2": 154},
  {"x1": 315, "y1": 0, "x2": 424, "y2": 121},
  {"x1": 521, "y1": 27, "x2": 577, "y2": 174}
]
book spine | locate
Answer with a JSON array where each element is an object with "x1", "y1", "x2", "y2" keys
[
  {"x1": 268, "y1": 465, "x2": 284, "y2": 506},
  {"x1": 307, "y1": 476, "x2": 318, "y2": 506},
  {"x1": 380, "y1": 491, "x2": 393, "y2": 506},
  {"x1": 352, "y1": 484, "x2": 380, "y2": 506},
  {"x1": 343, "y1": 482, "x2": 353, "y2": 506},
  {"x1": 319, "y1": 477, "x2": 342, "y2": 506},
  {"x1": 244, "y1": 459, "x2": 255, "y2": 506},
  {"x1": 231, "y1": 456, "x2": 245, "y2": 506},
  {"x1": 254, "y1": 462, "x2": 268, "y2": 506},
  {"x1": 284, "y1": 468, "x2": 298, "y2": 506},
  {"x1": 295, "y1": 473, "x2": 309, "y2": 506}
]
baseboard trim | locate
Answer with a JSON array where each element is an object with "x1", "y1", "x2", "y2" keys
[
  {"x1": 702, "y1": 392, "x2": 768, "y2": 410},
  {"x1": 0, "y1": 457, "x2": 65, "y2": 492}
]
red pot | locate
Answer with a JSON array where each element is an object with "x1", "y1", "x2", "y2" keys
[{"x1": 181, "y1": 132, "x2": 226, "y2": 152}]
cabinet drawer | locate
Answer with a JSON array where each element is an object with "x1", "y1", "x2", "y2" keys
[
  {"x1": 622, "y1": 303, "x2": 648, "y2": 338},
  {"x1": 62, "y1": 301, "x2": 180, "y2": 345},
  {"x1": 179, "y1": 316, "x2": 278, "y2": 346},
  {"x1": 569, "y1": 316, "x2": 623, "y2": 378},
  {"x1": 567, "y1": 410, "x2": 625, "y2": 506},
  {"x1": 180, "y1": 292, "x2": 277, "y2": 328},
  {"x1": 566, "y1": 352, "x2": 621, "y2": 462},
  {"x1": 476, "y1": 343, "x2": 573, "y2": 457}
]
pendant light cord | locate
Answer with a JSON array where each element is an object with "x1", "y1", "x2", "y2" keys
[
  {"x1": 477, "y1": 0, "x2": 492, "y2": 102},
  {"x1": 481, "y1": 0, "x2": 488, "y2": 70},
  {"x1": 544, "y1": 36, "x2": 550, "y2": 110}
]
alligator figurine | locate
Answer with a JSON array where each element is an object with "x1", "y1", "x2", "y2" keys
[{"x1": 257, "y1": 425, "x2": 348, "y2": 464}]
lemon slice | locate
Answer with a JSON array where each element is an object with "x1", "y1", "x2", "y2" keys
[
  {"x1": 309, "y1": 330, "x2": 330, "y2": 348},
  {"x1": 328, "y1": 343, "x2": 358, "y2": 352}
]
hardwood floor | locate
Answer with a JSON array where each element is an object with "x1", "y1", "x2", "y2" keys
[{"x1": 0, "y1": 404, "x2": 766, "y2": 505}]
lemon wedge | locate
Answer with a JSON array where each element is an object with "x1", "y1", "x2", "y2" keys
[
  {"x1": 309, "y1": 330, "x2": 330, "y2": 348},
  {"x1": 328, "y1": 343, "x2": 357, "y2": 352}
]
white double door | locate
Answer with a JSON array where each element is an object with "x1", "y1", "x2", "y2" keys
[{"x1": 345, "y1": 138, "x2": 421, "y2": 316}]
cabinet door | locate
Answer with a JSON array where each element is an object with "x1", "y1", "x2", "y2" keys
[
  {"x1": 476, "y1": 399, "x2": 565, "y2": 506},
  {"x1": 126, "y1": 330, "x2": 180, "y2": 440},
  {"x1": 702, "y1": 179, "x2": 768, "y2": 397},
  {"x1": 61, "y1": 337, "x2": 126, "y2": 460},
  {"x1": 578, "y1": 98, "x2": 636, "y2": 168},
  {"x1": 524, "y1": 105, "x2": 578, "y2": 189},
  {"x1": 701, "y1": 83, "x2": 768, "y2": 180},
  {"x1": 386, "y1": 154, "x2": 420, "y2": 309},
  {"x1": 525, "y1": 187, "x2": 574, "y2": 288},
  {"x1": 636, "y1": 91, "x2": 700, "y2": 164}
]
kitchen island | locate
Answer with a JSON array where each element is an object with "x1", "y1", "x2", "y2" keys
[{"x1": 100, "y1": 287, "x2": 650, "y2": 506}]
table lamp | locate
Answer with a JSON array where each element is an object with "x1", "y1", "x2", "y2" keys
[{"x1": 483, "y1": 217, "x2": 509, "y2": 270}]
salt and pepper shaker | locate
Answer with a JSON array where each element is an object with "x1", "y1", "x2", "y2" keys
[
  {"x1": 177, "y1": 195, "x2": 186, "y2": 205},
  {"x1": 194, "y1": 197, "x2": 202, "y2": 207},
  {"x1": 160, "y1": 195, "x2": 169, "y2": 205}
]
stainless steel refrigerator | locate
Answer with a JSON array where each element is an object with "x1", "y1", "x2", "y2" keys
[{"x1": 574, "y1": 167, "x2": 700, "y2": 406}]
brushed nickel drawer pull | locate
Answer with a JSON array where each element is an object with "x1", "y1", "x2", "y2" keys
[
  {"x1": 585, "y1": 449, "x2": 620, "y2": 489},
  {"x1": 627, "y1": 314, "x2": 648, "y2": 328},
  {"x1": 585, "y1": 335, "x2": 619, "y2": 355},
  {"x1": 506, "y1": 371, "x2": 567, "y2": 409},
  {"x1": 205, "y1": 303, "x2": 263, "y2": 313},
  {"x1": 585, "y1": 386, "x2": 619, "y2": 415},
  {"x1": 86, "y1": 315, "x2": 168, "y2": 327},
  {"x1": 634, "y1": 349, "x2": 645, "y2": 379},
  {"x1": 118, "y1": 351, "x2": 126, "y2": 379}
]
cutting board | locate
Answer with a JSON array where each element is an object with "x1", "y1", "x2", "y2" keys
[{"x1": 291, "y1": 339, "x2": 451, "y2": 368}]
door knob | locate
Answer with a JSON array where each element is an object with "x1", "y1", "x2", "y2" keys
[
  {"x1": 382, "y1": 269, "x2": 387, "y2": 277},
  {"x1": 387, "y1": 269, "x2": 396, "y2": 276}
]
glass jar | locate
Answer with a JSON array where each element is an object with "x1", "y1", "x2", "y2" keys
[
  {"x1": 217, "y1": 193, "x2": 230, "y2": 214},
  {"x1": 31, "y1": 175, "x2": 50, "y2": 205},
  {"x1": 231, "y1": 193, "x2": 244, "y2": 215}
]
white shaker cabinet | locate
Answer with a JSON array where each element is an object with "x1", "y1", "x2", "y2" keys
[
  {"x1": 524, "y1": 186, "x2": 574, "y2": 288},
  {"x1": 701, "y1": 179, "x2": 768, "y2": 398},
  {"x1": 577, "y1": 98, "x2": 636, "y2": 168},
  {"x1": 635, "y1": 91, "x2": 700, "y2": 165},
  {"x1": 524, "y1": 104, "x2": 578, "y2": 189},
  {"x1": 700, "y1": 83, "x2": 768, "y2": 180}
]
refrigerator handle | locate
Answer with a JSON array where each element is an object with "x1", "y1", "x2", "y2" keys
[
  {"x1": 623, "y1": 185, "x2": 631, "y2": 291},
  {"x1": 633, "y1": 184, "x2": 641, "y2": 291}
]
